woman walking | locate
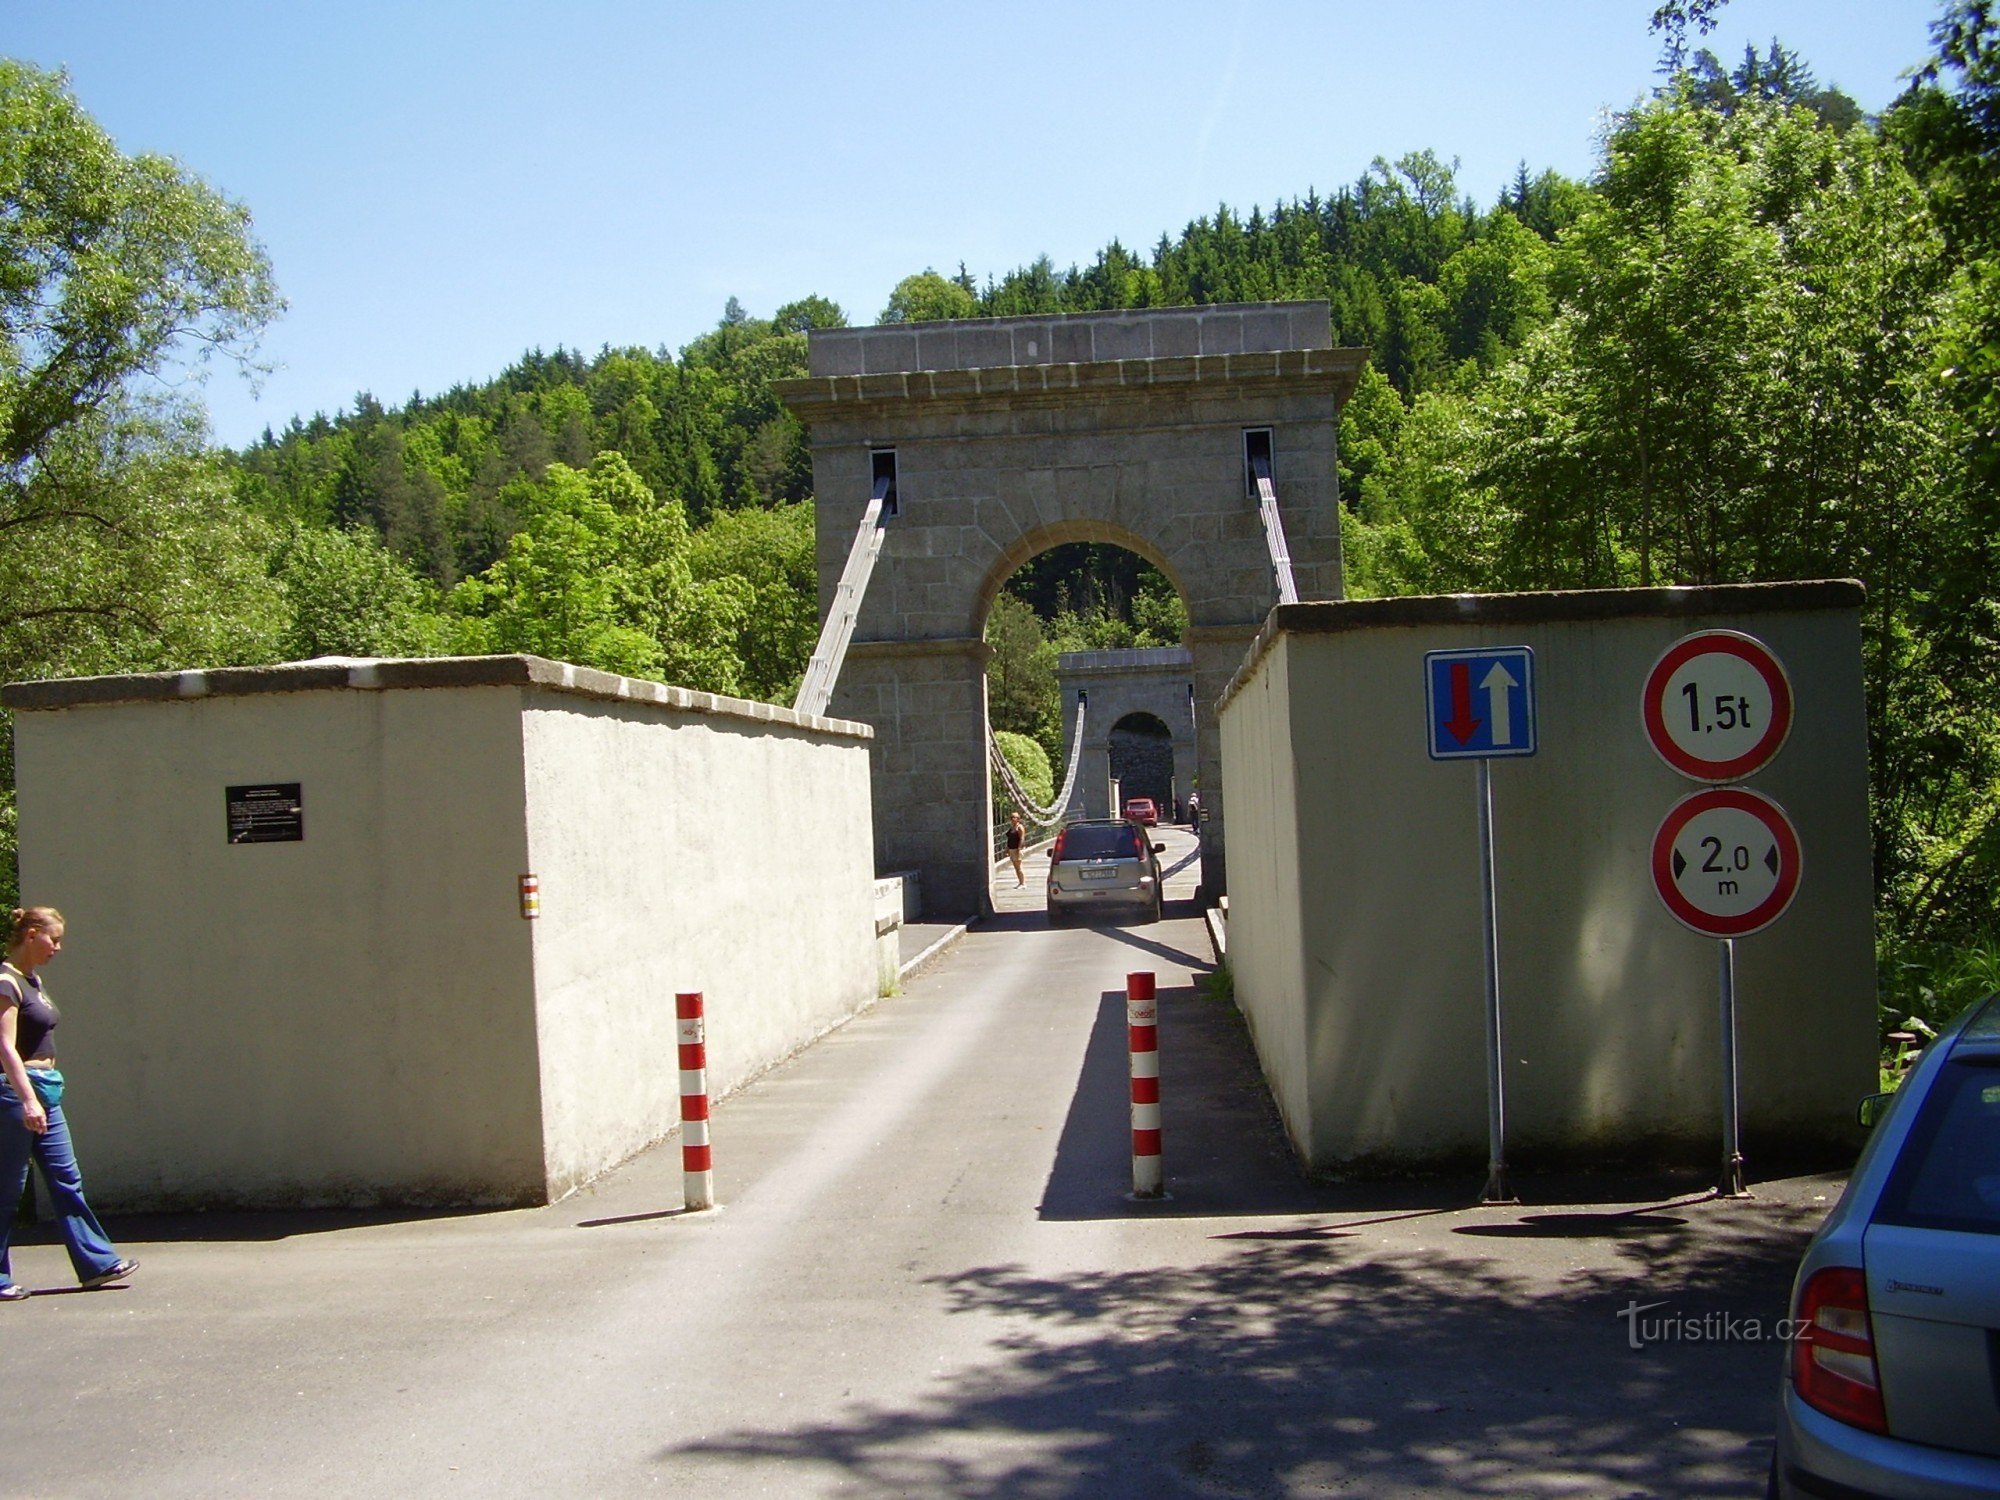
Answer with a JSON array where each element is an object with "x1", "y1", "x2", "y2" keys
[{"x1": 0, "y1": 906, "x2": 137, "y2": 1300}]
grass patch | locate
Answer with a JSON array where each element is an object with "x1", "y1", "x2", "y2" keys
[{"x1": 1200, "y1": 957, "x2": 1233, "y2": 1005}]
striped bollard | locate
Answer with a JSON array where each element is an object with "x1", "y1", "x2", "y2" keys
[
  {"x1": 1127, "y1": 971, "x2": 1163, "y2": 1198},
  {"x1": 677, "y1": 992, "x2": 714, "y2": 1210}
]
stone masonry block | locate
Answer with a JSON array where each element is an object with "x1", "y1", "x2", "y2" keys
[
  {"x1": 960, "y1": 326, "x2": 1013, "y2": 370},
  {"x1": 1092, "y1": 319, "x2": 1152, "y2": 362},
  {"x1": 809, "y1": 332, "x2": 867, "y2": 378},
  {"x1": 862, "y1": 331, "x2": 919, "y2": 374},
  {"x1": 1289, "y1": 302, "x2": 1334, "y2": 347},
  {"x1": 914, "y1": 327, "x2": 964, "y2": 372},
  {"x1": 1054, "y1": 464, "x2": 1118, "y2": 511},
  {"x1": 1009, "y1": 326, "x2": 1061, "y2": 365},
  {"x1": 1153, "y1": 317, "x2": 1200, "y2": 358},
  {"x1": 1241, "y1": 309, "x2": 1293, "y2": 352},
  {"x1": 1198, "y1": 311, "x2": 1245, "y2": 356},
  {"x1": 1050, "y1": 322, "x2": 1094, "y2": 365}
]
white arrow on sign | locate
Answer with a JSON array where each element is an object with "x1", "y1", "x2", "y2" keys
[{"x1": 1481, "y1": 661, "x2": 1517, "y2": 748}]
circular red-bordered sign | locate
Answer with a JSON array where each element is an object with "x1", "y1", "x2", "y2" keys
[
  {"x1": 1651, "y1": 786, "x2": 1802, "y2": 937},
  {"x1": 1641, "y1": 630, "x2": 1793, "y2": 782}
]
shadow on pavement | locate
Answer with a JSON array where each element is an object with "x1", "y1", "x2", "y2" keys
[
  {"x1": 1088, "y1": 913, "x2": 1211, "y2": 972},
  {"x1": 660, "y1": 1193, "x2": 1821, "y2": 1496},
  {"x1": 1038, "y1": 983, "x2": 1343, "y2": 1222},
  {"x1": 19, "y1": 1203, "x2": 496, "y2": 1245}
]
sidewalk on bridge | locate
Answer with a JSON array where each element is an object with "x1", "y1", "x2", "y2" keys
[
  {"x1": 892, "y1": 833, "x2": 1057, "y2": 980},
  {"x1": 897, "y1": 824, "x2": 1202, "y2": 979}
]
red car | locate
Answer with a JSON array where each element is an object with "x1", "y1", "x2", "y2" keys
[{"x1": 1122, "y1": 797, "x2": 1159, "y2": 826}]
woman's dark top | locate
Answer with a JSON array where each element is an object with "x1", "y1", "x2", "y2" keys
[
  {"x1": 1006, "y1": 823, "x2": 1024, "y2": 851},
  {"x1": 0, "y1": 964, "x2": 57, "y2": 1062}
]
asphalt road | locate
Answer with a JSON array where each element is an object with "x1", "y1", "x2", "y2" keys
[{"x1": 0, "y1": 835, "x2": 1840, "y2": 1497}]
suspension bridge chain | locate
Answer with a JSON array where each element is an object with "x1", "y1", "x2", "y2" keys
[{"x1": 989, "y1": 694, "x2": 1089, "y2": 828}]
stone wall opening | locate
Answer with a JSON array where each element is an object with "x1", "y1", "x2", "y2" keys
[
  {"x1": 983, "y1": 537, "x2": 1188, "y2": 849},
  {"x1": 1108, "y1": 712, "x2": 1176, "y2": 814}
]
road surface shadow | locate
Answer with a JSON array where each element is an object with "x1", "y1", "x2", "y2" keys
[
  {"x1": 660, "y1": 1191, "x2": 1824, "y2": 1496},
  {"x1": 1038, "y1": 983, "x2": 1347, "y2": 1221},
  {"x1": 12, "y1": 1202, "x2": 495, "y2": 1245}
]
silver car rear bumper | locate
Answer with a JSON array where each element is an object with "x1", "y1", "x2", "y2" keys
[{"x1": 1776, "y1": 1384, "x2": 2000, "y2": 1498}]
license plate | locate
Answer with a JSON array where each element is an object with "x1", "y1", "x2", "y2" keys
[{"x1": 1080, "y1": 867, "x2": 1119, "y2": 881}]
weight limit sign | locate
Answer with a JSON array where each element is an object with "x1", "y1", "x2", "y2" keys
[
  {"x1": 1651, "y1": 786, "x2": 1802, "y2": 938},
  {"x1": 1641, "y1": 630, "x2": 1793, "y2": 783}
]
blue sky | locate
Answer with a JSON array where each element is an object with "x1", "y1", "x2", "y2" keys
[{"x1": 9, "y1": 0, "x2": 1945, "y2": 448}]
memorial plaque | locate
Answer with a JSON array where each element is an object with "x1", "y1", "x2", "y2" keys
[{"x1": 227, "y1": 783, "x2": 303, "y2": 844}]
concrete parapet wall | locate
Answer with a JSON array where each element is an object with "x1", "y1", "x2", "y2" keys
[
  {"x1": 4, "y1": 655, "x2": 876, "y2": 1209},
  {"x1": 806, "y1": 303, "x2": 1336, "y2": 378},
  {"x1": 1217, "y1": 583, "x2": 1877, "y2": 1175}
]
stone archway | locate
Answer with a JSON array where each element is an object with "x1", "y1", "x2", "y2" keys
[
  {"x1": 1054, "y1": 647, "x2": 1198, "y2": 824},
  {"x1": 776, "y1": 302, "x2": 1365, "y2": 916}
]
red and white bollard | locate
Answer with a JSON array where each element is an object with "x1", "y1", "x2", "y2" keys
[
  {"x1": 1127, "y1": 971, "x2": 1163, "y2": 1198},
  {"x1": 677, "y1": 991, "x2": 714, "y2": 1211}
]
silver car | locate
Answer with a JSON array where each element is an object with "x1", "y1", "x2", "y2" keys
[
  {"x1": 1772, "y1": 993, "x2": 2000, "y2": 1497},
  {"x1": 1045, "y1": 818, "x2": 1165, "y2": 925}
]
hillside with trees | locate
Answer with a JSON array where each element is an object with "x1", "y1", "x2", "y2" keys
[{"x1": 4, "y1": 4, "x2": 1998, "y2": 1025}]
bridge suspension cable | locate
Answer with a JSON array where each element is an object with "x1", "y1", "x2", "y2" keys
[
  {"x1": 989, "y1": 693, "x2": 1089, "y2": 828},
  {"x1": 1248, "y1": 443, "x2": 1299, "y2": 606},
  {"x1": 793, "y1": 477, "x2": 890, "y2": 719}
]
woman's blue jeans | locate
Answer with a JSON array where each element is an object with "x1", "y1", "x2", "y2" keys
[{"x1": 1, "y1": 1078, "x2": 123, "y2": 1286}]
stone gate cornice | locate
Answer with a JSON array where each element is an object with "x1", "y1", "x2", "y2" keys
[{"x1": 774, "y1": 347, "x2": 1367, "y2": 421}]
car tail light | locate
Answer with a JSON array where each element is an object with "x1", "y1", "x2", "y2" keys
[
  {"x1": 1792, "y1": 1266, "x2": 1887, "y2": 1433},
  {"x1": 1050, "y1": 829, "x2": 1067, "y2": 862}
]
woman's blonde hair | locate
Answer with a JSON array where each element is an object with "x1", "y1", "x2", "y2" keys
[{"x1": 7, "y1": 906, "x2": 64, "y2": 947}]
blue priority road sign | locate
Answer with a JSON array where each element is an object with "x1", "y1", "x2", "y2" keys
[{"x1": 1426, "y1": 647, "x2": 1538, "y2": 759}]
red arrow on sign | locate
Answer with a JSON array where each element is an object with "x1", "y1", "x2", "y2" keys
[{"x1": 1444, "y1": 660, "x2": 1482, "y2": 744}]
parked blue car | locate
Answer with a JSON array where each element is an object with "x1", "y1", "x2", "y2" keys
[{"x1": 1771, "y1": 993, "x2": 2000, "y2": 1497}]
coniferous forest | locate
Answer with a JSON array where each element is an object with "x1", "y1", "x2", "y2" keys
[{"x1": 5, "y1": 5, "x2": 2000, "y2": 1033}]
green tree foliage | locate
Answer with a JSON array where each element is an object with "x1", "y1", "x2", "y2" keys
[
  {"x1": 879, "y1": 270, "x2": 978, "y2": 323},
  {"x1": 686, "y1": 499, "x2": 817, "y2": 703},
  {"x1": 991, "y1": 729, "x2": 1054, "y2": 823},
  {"x1": 1683, "y1": 40, "x2": 1865, "y2": 130},
  {"x1": 0, "y1": 61, "x2": 288, "y2": 900},
  {"x1": 268, "y1": 523, "x2": 451, "y2": 660},
  {"x1": 1352, "y1": 80, "x2": 1997, "y2": 945},
  {"x1": 233, "y1": 297, "x2": 834, "y2": 582},
  {"x1": 985, "y1": 592, "x2": 1061, "y2": 765},
  {"x1": 449, "y1": 452, "x2": 750, "y2": 688},
  {"x1": 0, "y1": 61, "x2": 286, "y2": 679}
]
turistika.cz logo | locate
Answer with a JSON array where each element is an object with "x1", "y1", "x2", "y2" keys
[{"x1": 1617, "y1": 1300, "x2": 1808, "y2": 1350}]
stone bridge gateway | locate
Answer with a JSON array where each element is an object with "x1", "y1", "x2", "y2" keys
[
  {"x1": 1055, "y1": 646, "x2": 1198, "y2": 824},
  {"x1": 776, "y1": 302, "x2": 1366, "y2": 916}
]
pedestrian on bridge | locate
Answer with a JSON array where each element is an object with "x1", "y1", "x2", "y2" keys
[
  {"x1": 0, "y1": 905, "x2": 139, "y2": 1301},
  {"x1": 1005, "y1": 810, "x2": 1027, "y2": 887}
]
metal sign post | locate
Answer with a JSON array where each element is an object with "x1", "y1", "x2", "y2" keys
[
  {"x1": 1650, "y1": 783, "x2": 1802, "y2": 1198},
  {"x1": 1718, "y1": 938, "x2": 1745, "y2": 1197},
  {"x1": 1475, "y1": 757, "x2": 1511, "y2": 1204},
  {"x1": 1642, "y1": 630, "x2": 1798, "y2": 1200},
  {"x1": 1426, "y1": 646, "x2": 1536, "y2": 1206}
]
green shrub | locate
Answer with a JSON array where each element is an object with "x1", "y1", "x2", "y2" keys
[{"x1": 991, "y1": 729, "x2": 1054, "y2": 817}]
